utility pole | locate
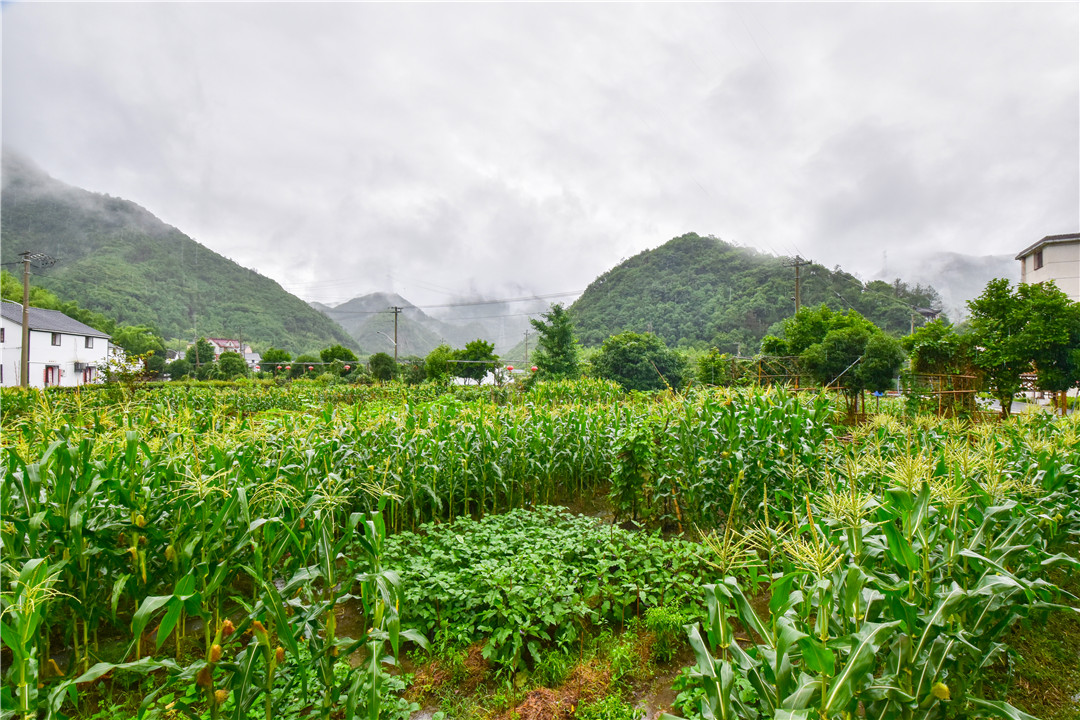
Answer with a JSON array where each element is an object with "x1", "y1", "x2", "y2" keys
[
  {"x1": 18, "y1": 251, "x2": 56, "y2": 388},
  {"x1": 389, "y1": 306, "x2": 403, "y2": 364},
  {"x1": 786, "y1": 256, "x2": 811, "y2": 312},
  {"x1": 523, "y1": 329, "x2": 530, "y2": 364}
]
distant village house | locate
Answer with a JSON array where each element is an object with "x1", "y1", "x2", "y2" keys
[
  {"x1": 200, "y1": 337, "x2": 261, "y2": 369},
  {"x1": 0, "y1": 301, "x2": 111, "y2": 388}
]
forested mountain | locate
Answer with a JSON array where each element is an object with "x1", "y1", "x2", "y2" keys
[
  {"x1": 0, "y1": 151, "x2": 355, "y2": 353},
  {"x1": 570, "y1": 233, "x2": 944, "y2": 353}
]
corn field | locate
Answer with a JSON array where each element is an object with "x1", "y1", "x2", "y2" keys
[{"x1": 1, "y1": 380, "x2": 1077, "y2": 719}]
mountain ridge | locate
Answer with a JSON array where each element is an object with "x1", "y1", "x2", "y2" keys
[{"x1": 1, "y1": 150, "x2": 356, "y2": 353}]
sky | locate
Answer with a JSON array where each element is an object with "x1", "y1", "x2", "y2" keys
[{"x1": 3, "y1": 2, "x2": 1078, "y2": 308}]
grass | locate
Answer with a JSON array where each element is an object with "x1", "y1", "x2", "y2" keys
[{"x1": 996, "y1": 570, "x2": 1080, "y2": 720}]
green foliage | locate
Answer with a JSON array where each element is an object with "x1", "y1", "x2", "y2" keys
[
  {"x1": 903, "y1": 318, "x2": 970, "y2": 374},
  {"x1": 1019, "y1": 282, "x2": 1080, "y2": 395},
  {"x1": 590, "y1": 331, "x2": 685, "y2": 392},
  {"x1": 424, "y1": 344, "x2": 455, "y2": 382},
  {"x1": 529, "y1": 303, "x2": 581, "y2": 381},
  {"x1": 398, "y1": 356, "x2": 426, "y2": 385},
  {"x1": 968, "y1": 279, "x2": 1029, "y2": 415},
  {"x1": 3, "y1": 381, "x2": 1077, "y2": 719},
  {"x1": 0, "y1": 155, "x2": 356, "y2": 352},
  {"x1": 697, "y1": 350, "x2": 751, "y2": 387},
  {"x1": 575, "y1": 695, "x2": 645, "y2": 720},
  {"x1": 320, "y1": 345, "x2": 358, "y2": 363},
  {"x1": 968, "y1": 279, "x2": 1080, "y2": 415},
  {"x1": 610, "y1": 421, "x2": 657, "y2": 522},
  {"x1": 768, "y1": 305, "x2": 904, "y2": 414},
  {"x1": 217, "y1": 351, "x2": 249, "y2": 380},
  {"x1": 186, "y1": 338, "x2": 217, "y2": 368},
  {"x1": 166, "y1": 357, "x2": 193, "y2": 379},
  {"x1": 644, "y1": 604, "x2": 687, "y2": 664},
  {"x1": 384, "y1": 507, "x2": 708, "y2": 672},
  {"x1": 570, "y1": 233, "x2": 944, "y2": 350},
  {"x1": 368, "y1": 352, "x2": 397, "y2": 382},
  {"x1": 261, "y1": 347, "x2": 291, "y2": 365},
  {"x1": 454, "y1": 339, "x2": 497, "y2": 385}
]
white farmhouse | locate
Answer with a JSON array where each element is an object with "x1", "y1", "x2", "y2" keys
[
  {"x1": 1016, "y1": 232, "x2": 1080, "y2": 301},
  {"x1": 0, "y1": 301, "x2": 111, "y2": 388}
]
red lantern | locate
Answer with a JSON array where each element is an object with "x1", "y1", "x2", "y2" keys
[
  {"x1": 285, "y1": 365, "x2": 291, "y2": 370},
  {"x1": 531, "y1": 366, "x2": 538, "y2": 372},
  {"x1": 255, "y1": 365, "x2": 260, "y2": 371},
  {"x1": 506, "y1": 365, "x2": 514, "y2": 372},
  {"x1": 344, "y1": 365, "x2": 351, "y2": 371},
  {"x1": 277, "y1": 365, "x2": 282, "y2": 370},
  {"x1": 308, "y1": 365, "x2": 314, "y2": 371}
]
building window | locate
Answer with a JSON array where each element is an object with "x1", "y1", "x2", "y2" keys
[
  {"x1": 85, "y1": 336, "x2": 94, "y2": 349},
  {"x1": 1034, "y1": 249, "x2": 1044, "y2": 270},
  {"x1": 1, "y1": 327, "x2": 4, "y2": 343},
  {"x1": 51, "y1": 332, "x2": 62, "y2": 346}
]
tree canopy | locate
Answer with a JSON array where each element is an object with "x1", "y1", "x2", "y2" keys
[
  {"x1": 217, "y1": 351, "x2": 249, "y2": 380},
  {"x1": 185, "y1": 338, "x2": 217, "y2": 368},
  {"x1": 763, "y1": 305, "x2": 904, "y2": 416},
  {"x1": 424, "y1": 344, "x2": 455, "y2": 382},
  {"x1": 529, "y1": 303, "x2": 580, "y2": 381},
  {"x1": 590, "y1": 331, "x2": 685, "y2": 392},
  {"x1": 968, "y1": 279, "x2": 1080, "y2": 415},
  {"x1": 455, "y1": 340, "x2": 498, "y2": 385},
  {"x1": 321, "y1": 344, "x2": 359, "y2": 363},
  {"x1": 369, "y1": 352, "x2": 397, "y2": 381}
]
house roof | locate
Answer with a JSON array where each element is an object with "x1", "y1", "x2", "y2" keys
[
  {"x1": 0, "y1": 301, "x2": 111, "y2": 338},
  {"x1": 1015, "y1": 232, "x2": 1080, "y2": 260}
]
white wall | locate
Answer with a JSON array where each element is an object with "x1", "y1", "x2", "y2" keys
[
  {"x1": 0, "y1": 319, "x2": 110, "y2": 388},
  {"x1": 1021, "y1": 241, "x2": 1080, "y2": 301}
]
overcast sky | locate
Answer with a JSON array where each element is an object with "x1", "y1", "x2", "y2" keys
[{"x1": 3, "y1": 2, "x2": 1077, "y2": 308}]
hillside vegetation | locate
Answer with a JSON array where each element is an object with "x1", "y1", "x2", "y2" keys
[
  {"x1": 0, "y1": 152, "x2": 355, "y2": 353},
  {"x1": 570, "y1": 232, "x2": 943, "y2": 352}
]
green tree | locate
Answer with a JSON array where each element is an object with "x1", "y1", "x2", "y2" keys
[
  {"x1": 767, "y1": 305, "x2": 904, "y2": 418},
  {"x1": 455, "y1": 339, "x2": 498, "y2": 385},
  {"x1": 321, "y1": 344, "x2": 359, "y2": 363},
  {"x1": 903, "y1": 319, "x2": 970, "y2": 375},
  {"x1": 399, "y1": 355, "x2": 426, "y2": 385},
  {"x1": 1022, "y1": 282, "x2": 1080, "y2": 412},
  {"x1": 424, "y1": 344, "x2": 455, "y2": 382},
  {"x1": 529, "y1": 303, "x2": 581, "y2": 381},
  {"x1": 590, "y1": 331, "x2": 685, "y2": 392},
  {"x1": 967, "y1": 279, "x2": 1031, "y2": 417},
  {"x1": 262, "y1": 347, "x2": 291, "y2": 365},
  {"x1": 217, "y1": 351, "x2": 249, "y2": 380},
  {"x1": 166, "y1": 357, "x2": 192, "y2": 380},
  {"x1": 369, "y1": 352, "x2": 397, "y2": 382},
  {"x1": 970, "y1": 279, "x2": 1080, "y2": 416},
  {"x1": 185, "y1": 338, "x2": 217, "y2": 369}
]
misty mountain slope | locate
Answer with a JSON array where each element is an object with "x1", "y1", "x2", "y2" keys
[
  {"x1": 1, "y1": 151, "x2": 355, "y2": 353},
  {"x1": 318, "y1": 293, "x2": 449, "y2": 357},
  {"x1": 570, "y1": 233, "x2": 945, "y2": 353},
  {"x1": 318, "y1": 292, "x2": 549, "y2": 357},
  {"x1": 873, "y1": 252, "x2": 1019, "y2": 321}
]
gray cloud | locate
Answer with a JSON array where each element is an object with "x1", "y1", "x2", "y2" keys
[{"x1": 3, "y1": 2, "x2": 1076, "y2": 308}]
